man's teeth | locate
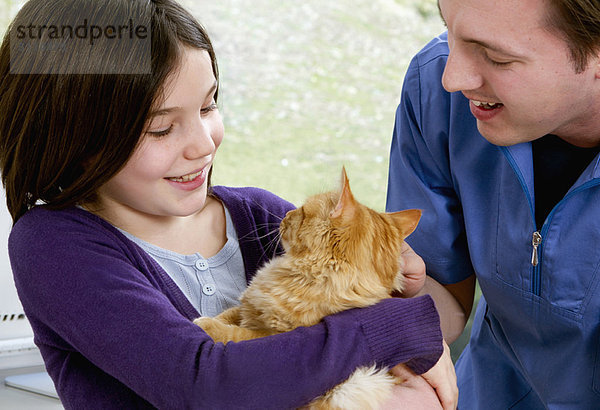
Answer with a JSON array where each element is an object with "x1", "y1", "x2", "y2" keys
[
  {"x1": 168, "y1": 169, "x2": 203, "y2": 183},
  {"x1": 472, "y1": 100, "x2": 501, "y2": 109}
]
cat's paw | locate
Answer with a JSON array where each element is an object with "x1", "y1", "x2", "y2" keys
[
  {"x1": 193, "y1": 317, "x2": 230, "y2": 343},
  {"x1": 216, "y1": 306, "x2": 242, "y2": 325}
]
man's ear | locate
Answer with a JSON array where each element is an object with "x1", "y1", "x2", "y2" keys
[{"x1": 594, "y1": 52, "x2": 600, "y2": 79}]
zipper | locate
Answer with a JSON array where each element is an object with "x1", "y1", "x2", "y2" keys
[
  {"x1": 530, "y1": 179, "x2": 600, "y2": 295},
  {"x1": 531, "y1": 231, "x2": 541, "y2": 266},
  {"x1": 531, "y1": 231, "x2": 542, "y2": 295},
  {"x1": 501, "y1": 147, "x2": 600, "y2": 296},
  {"x1": 500, "y1": 148, "x2": 539, "y2": 292}
]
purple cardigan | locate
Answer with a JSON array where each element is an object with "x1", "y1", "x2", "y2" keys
[{"x1": 9, "y1": 186, "x2": 443, "y2": 409}]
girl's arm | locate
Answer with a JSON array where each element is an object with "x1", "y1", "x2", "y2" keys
[{"x1": 10, "y1": 209, "x2": 444, "y2": 409}]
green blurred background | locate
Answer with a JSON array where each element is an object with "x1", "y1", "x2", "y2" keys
[{"x1": 1, "y1": 0, "x2": 478, "y2": 361}]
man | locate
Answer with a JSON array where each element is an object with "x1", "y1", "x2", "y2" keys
[{"x1": 387, "y1": 0, "x2": 600, "y2": 408}]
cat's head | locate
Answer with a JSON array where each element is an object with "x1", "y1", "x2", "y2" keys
[{"x1": 279, "y1": 167, "x2": 421, "y2": 296}]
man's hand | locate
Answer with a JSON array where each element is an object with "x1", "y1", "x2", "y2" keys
[
  {"x1": 398, "y1": 241, "x2": 427, "y2": 298},
  {"x1": 398, "y1": 242, "x2": 474, "y2": 342}
]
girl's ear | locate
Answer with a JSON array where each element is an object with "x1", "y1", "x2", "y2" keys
[
  {"x1": 81, "y1": 152, "x2": 101, "y2": 172},
  {"x1": 330, "y1": 166, "x2": 356, "y2": 219}
]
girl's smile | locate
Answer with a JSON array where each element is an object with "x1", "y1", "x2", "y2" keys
[
  {"x1": 92, "y1": 47, "x2": 224, "y2": 233},
  {"x1": 165, "y1": 166, "x2": 209, "y2": 190}
]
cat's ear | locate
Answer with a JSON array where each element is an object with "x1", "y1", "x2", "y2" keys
[
  {"x1": 389, "y1": 209, "x2": 422, "y2": 238},
  {"x1": 330, "y1": 167, "x2": 356, "y2": 219}
]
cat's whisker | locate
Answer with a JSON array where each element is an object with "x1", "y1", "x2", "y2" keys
[
  {"x1": 266, "y1": 232, "x2": 283, "y2": 260},
  {"x1": 271, "y1": 235, "x2": 283, "y2": 259},
  {"x1": 248, "y1": 199, "x2": 290, "y2": 222},
  {"x1": 256, "y1": 229, "x2": 284, "y2": 261},
  {"x1": 238, "y1": 224, "x2": 282, "y2": 242},
  {"x1": 235, "y1": 221, "x2": 284, "y2": 262}
]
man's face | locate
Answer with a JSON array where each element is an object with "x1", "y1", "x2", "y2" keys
[{"x1": 439, "y1": 0, "x2": 600, "y2": 147}]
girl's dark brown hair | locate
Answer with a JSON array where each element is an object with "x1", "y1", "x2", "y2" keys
[{"x1": 0, "y1": 0, "x2": 219, "y2": 223}]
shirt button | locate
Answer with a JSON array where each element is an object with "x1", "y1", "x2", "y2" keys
[
  {"x1": 195, "y1": 259, "x2": 209, "y2": 271},
  {"x1": 202, "y1": 284, "x2": 216, "y2": 296}
]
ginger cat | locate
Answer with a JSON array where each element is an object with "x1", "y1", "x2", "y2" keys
[{"x1": 194, "y1": 168, "x2": 421, "y2": 409}]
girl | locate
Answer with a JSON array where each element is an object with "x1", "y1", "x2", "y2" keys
[{"x1": 0, "y1": 0, "x2": 454, "y2": 408}]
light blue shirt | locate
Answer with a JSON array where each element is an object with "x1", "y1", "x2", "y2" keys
[{"x1": 118, "y1": 207, "x2": 246, "y2": 317}]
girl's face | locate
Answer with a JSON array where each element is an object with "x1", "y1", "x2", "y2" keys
[{"x1": 95, "y1": 47, "x2": 223, "y2": 224}]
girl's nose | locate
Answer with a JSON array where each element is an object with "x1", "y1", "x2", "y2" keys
[{"x1": 183, "y1": 117, "x2": 216, "y2": 160}]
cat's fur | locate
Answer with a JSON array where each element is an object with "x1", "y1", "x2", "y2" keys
[{"x1": 194, "y1": 168, "x2": 421, "y2": 409}]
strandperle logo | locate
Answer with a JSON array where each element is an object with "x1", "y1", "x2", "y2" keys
[
  {"x1": 14, "y1": 19, "x2": 148, "y2": 46},
  {"x1": 10, "y1": 15, "x2": 151, "y2": 75}
]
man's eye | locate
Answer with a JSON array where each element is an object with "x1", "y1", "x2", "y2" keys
[{"x1": 484, "y1": 53, "x2": 512, "y2": 67}]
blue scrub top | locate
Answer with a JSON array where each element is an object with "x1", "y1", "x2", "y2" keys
[{"x1": 387, "y1": 32, "x2": 600, "y2": 409}]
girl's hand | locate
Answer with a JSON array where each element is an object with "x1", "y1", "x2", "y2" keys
[
  {"x1": 419, "y1": 340, "x2": 458, "y2": 409},
  {"x1": 398, "y1": 241, "x2": 427, "y2": 298},
  {"x1": 380, "y1": 365, "x2": 442, "y2": 409},
  {"x1": 384, "y1": 341, "x2": 457, "y2": 410}
]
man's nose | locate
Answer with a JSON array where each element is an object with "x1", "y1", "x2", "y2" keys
[{"x1": 441, "y1": 46, "x2": 484, "y2": 93}]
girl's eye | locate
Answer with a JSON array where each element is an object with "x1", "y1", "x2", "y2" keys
[
  {"x1": 147, "y1": 124, "x2": 173, "y2": 137},
  {"x1": 201, "y1": 103, "x2": 218, "y2": 115}
]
